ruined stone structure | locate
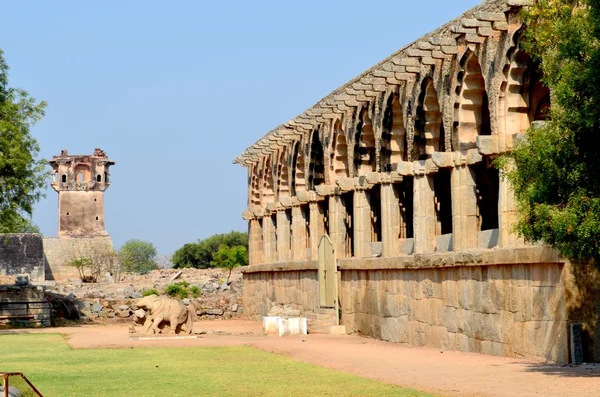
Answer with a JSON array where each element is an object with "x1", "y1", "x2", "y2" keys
[
  {"x1": 44, "y1": 148, "x2": 115, "y2": 279},
  {"x1": 49, "y1": 148, "x2": 114, "y2": 237},
  {"x1": 235, "y1": 0, "x2": 600, "y2": 363},
  {"x1": 0, "y1": 234, "x2": 45, "y2": 282}
]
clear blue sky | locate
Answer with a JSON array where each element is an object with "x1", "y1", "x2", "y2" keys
[{"x1": 2, "y1": 0, "x2": 481, "y2": 254}]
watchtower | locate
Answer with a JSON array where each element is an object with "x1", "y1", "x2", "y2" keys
[{"x1": 48, "y1": 148, "x2": 115, "y2": 237}]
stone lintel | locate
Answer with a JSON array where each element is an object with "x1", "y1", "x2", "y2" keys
[
  {"x1": 240, "y1": 260, "x2": 318, "y2": 274},
  {"x1": 242, "y1": 211, "x2": 254, "y2": 221},
  {"x1": 414, "y1": 159, "x2": 439, "y2": 175},
  {"x1": 477, "y1": 135, "x2": 500, "y2": 155},
  {"x1": 335, "y1": 178, "x2": 355, "y2": 192},
  {"x1": 431, "y1": 152, "x2": 455, "y2": 168},
  {"x1": 315, "y1": 184, "x2": 336, "y2": 196}
]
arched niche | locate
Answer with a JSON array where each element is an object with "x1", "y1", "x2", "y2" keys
[
  {"x1": 499, "y1": 32, "x2": 551, "y2": 135},
  {"x1": 455, "y1": 51, "x2": 490, "y2": 150},
  {"x1": 250, "y1": 164, "x2": 261, "y2": 208},
  {"x1": 415, "y1": 78, "x2": 443, "y2": 159},
  {"x1": 353, "y1": 108, "x2": 376, "y2": 176},
  {"x1": 308, "y1": 130, "x2": 325, "y2": 189},
  {"x1": 277, "y1": 147, "x2": 290, "y2": 199},
  {"x1": 262, "y1": 157, "x2": 275, "y2": 205},
  {"x1": 291, "y1": 141, "x2": 306, "y2": 196},
  {"x1": 381, "y1": 95, "x2": 407, "y2": 170},
  {"x1": 330, "y1": 120, "x2": 349, "y2": 182}
]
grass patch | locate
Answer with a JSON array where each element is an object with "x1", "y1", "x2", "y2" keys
[{"x1": 0, "y1": 333, "x2": 435, "y2": 397}]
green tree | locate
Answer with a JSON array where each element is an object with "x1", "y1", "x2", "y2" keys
[
  {"x1": 172, "y1": 231, "x2": 248, "y2": 269},
  {"x1": 0, "y1": 49, "x2": 47, "y2": 233},
  {"x1": 211, "y1": 244, "x2": 248, "y2": 282},
  {"x1": 120, "y1": 239, "x2": 158, "y2": 275},
  {"x1": 500, "y1": 0, "x2": 600, "y2": 265}
]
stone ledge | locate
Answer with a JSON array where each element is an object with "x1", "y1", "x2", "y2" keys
[
  {"x1": 243, "y1": 246, "x2": 562, "y2": 274},
  {"x1": 339, "y1": 246, "x2": 562, "y2": 270},
  {"x1": 241, "y1": 260, "x2": 318, "y2": 274}
]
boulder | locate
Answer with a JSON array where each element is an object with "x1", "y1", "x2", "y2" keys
[
  {"x1": 92, "y1": 303, "x2": 104, "y2": 313},
  {"x1": 118, "y1": 310, "x2": 131, "y2": 318},
  {"x1": 118, "y1": 305, "x2": 129, "y2": 311},
  {"x1": 205, "y1": 309, "x2": 224, "y2": 316}
]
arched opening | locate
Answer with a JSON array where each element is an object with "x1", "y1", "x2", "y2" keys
[
  {"x1": 291, "y1": 141, "x2": 306, "y2": 195},
  {"x1": 499, "y1": 32, "x2": 551, "y2": 135},
  {"x1": 96, "y1": 174, "x2": 102, "y2": 182},
  {"x1": 382, "y1": 95, "x2": 406, "y2": 171},
  {"x1": 415, "y1": 78, "x2": 443, "y2": 159},
  {"x1": 277, "y1": 148, "x2": 290, "y2": 199},
  {"x1": 250, "y1": 164, "x2": 261, "y2": 207},
  {"x1": 354, "y1": 109, "x2": 376, "y2": 175},
  {"x1": 262, "y1": 158, "x2": 275, "y2": 205},
  {"x1": 62, "y1": 174, "x2": 67, "y2": 183},
  {"x1": 77, "y1": 173, "x2": 84, "y2": 183},
  {"x1": 308, "y1": 130, "x2": 325, "y2": 189},
  {"x1": 455, "y1": 52, "x2": 491, "y2": 150},
  {"x1": 330, "y1": 120, "x2": 349, "y2": 182}
]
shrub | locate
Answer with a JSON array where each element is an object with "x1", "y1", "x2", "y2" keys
[
  {"x1": 142, "y1": 289, "x2": 159, "y2": 297},
  {"x1": 165, "y1": 284, "x2": 188, "y2": 300},
  {"x1": 190, "y1": 285, "x2": 200, "y2": 298}
]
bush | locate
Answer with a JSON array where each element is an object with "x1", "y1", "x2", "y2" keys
[
  {"x1": 142, "y1": 289, "x2": 159, "y2": 297},
  {"x1": 165, "y1": 284, "x2": 189, "y2": 300},
  {"x1": 190, "y1": 285, "x2": 200, "y2": 298}
]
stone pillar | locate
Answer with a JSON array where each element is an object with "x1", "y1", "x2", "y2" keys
[
  {"x1": 276, "y1": 210, "x2": 291, "y2": 262},
  {"x1": 248, "y1": 219, "x2": 263, "y2": 265},
  {"x1": 353, "y1": 189, "x2": 371, "y2": 257},
  {"x1": 309, "y1": 201, "x2": 324, "y2": 260},
  {"x1": 413, "y1": 174, "x2": 436, "y2": 254},
  {"x1": 291, "y1": 205, "x2": 308, "y2": 260},
  {"x1": 498, "y1": 164, "x2": 525, "y2": 248},
  {"x1": 451, "y1": 165, "x2": 478, "y2": 252},
  {"x1": 328, "y1": 195, "x2": 346, "y2": 258},
  {"x1": 381, "y1": 183, "x2": 400, "y2": 257},
  {"x1": 262, "y1": 214, "x2": 277, "y2": 263}
]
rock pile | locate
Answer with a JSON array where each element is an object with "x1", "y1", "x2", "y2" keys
[
  {"x1": 42, "y1": 268, "x2": 243, "y2": 323},
  {"x1": 267, "y1": 303, "x2": 302, "y2": 318}
]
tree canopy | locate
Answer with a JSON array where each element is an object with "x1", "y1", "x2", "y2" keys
[
  {"x1": 501, "y1": 0, "x2": 600, "y2": 265},
  {"x1": 0, "y1": 49, "x2": 47, "y2": 233},
  {"x1": 172, "y1": 231, "x2": 248, "y2": 269},
  {"x1": 120, "y1": 239, "x2": 158, "y2": 275},
  {"x1": 211, "y1": 244, "x2": 248, "y2": 282}
]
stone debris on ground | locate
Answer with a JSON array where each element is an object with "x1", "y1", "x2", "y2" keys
[
  {"x1": 268, "y1": 304, "x2": 302, "y2": 318},
  {"x1": 38, "y1": 268, "x2": 243, "y2": 324}
]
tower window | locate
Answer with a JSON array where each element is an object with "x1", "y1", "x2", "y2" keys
[
  {"x1": 62, "y1": 174, "x2": 66, "y2": 183},
  {"x1": 97, "y1": 174, "x2": 102, "y2": 182}
]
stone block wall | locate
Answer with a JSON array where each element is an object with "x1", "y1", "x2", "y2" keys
[
  {"x1": 43, "y1": 236, "x2": 113, "y2": 280},
  {"x1": 0, "y1": 234, "x2": 45, "y2": 281},
  {"x1": 242, "y1": 262, "x2": 319, "y2": 321},
  {"x1": 339, "y1": 263, "x2": 568, "y2": 362},
  {"x1": 0, "y1": 285, "x2": 51, "y2": 327}
]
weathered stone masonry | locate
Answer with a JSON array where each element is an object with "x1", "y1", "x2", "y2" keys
[{"x1": 235, "y1": 0, "x2": 600, "y2": 363}]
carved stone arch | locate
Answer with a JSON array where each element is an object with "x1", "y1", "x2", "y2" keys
[
  {"x1": 308, "y1": 129, "x2": 325, "y2": 190},
  {"x1": 498, "y1": 30, "x2": 551, "y2": 136},
  {"x1": 330, "y1": 119, "x2": 349, "y2": 182},
  {"x1": 353, "y1": 106, "x2": 377, "y2": 176},
  {"x1": 381, "y1": 93, "x2": 407, "y2": 170},
  {"x1": 277, "y1": 146, "x2": 290, "y2": 199},
  {"x1": 415, "y1": 77, "x2": 443, "y2": 160},
  {"x1": 250, "y1": 163, "x2": 261, "y2": 208},
  {"x1": 454, "y1": 50, "x2": 491, "y2": 150},
  {"x1": 291, "y1": 140, "x2": 306, "y2": 196},
  {"x1": 261, "y1": 155, "x2": 275, "y2": 205}
]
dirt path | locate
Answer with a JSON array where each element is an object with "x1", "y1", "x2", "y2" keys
[{"x1": 10, "y1": 321, "x2": 600, "y2": 397}]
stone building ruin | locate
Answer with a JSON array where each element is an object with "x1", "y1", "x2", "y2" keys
[
  {"x1": 235, "y1": 0, "x2": 600, "y2": 363},
  {"x1": 48, "y1": 148, "x2": 115, "y2": 238},
  {"x1": 43, "y1": 148, "x2": 116, "y2": 280}
]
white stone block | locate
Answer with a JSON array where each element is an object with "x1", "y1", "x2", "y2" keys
[
  {"x1": 263, "y1": 316, "x2": 281, "y2": 335},
  {"x1": 276, "y1": 317, "x2": 308, "y2": 337}
]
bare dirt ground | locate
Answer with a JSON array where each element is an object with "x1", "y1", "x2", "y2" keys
[{"x1": 10, "y1": 320, "x2": 600, "y2": 397}]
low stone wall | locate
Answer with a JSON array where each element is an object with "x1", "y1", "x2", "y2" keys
[
  {"x1": 0, "y1": 285, "x2": 51, "y2": 327},
  {"x1": 339, "y1": 263, "x2": 567, "y2": 362},
  {"x1": 242, "y1": 261, "x2": 319, "y2": 320},
  {"x1": 241, "y1": 247, "x2": 575, "y2": 363},
  {"x1": 43, "y1": 236, "x2": 113, "y2": 280},
  {"x1": 0, "y1": 234, "x2": 45, "y2": 281}
]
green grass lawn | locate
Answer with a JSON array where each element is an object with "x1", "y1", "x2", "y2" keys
[{"x1": 0, "y1": 333, "x2": 435, "y2": 397}]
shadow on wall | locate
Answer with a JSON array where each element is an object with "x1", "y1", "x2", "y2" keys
[{"x1": 565, "y1": 261, "x2": 600, "y2": 363}]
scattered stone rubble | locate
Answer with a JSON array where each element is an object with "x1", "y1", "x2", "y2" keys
[{"x1": 41, "y1": 268, "x2": 243, "y2": 323}]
